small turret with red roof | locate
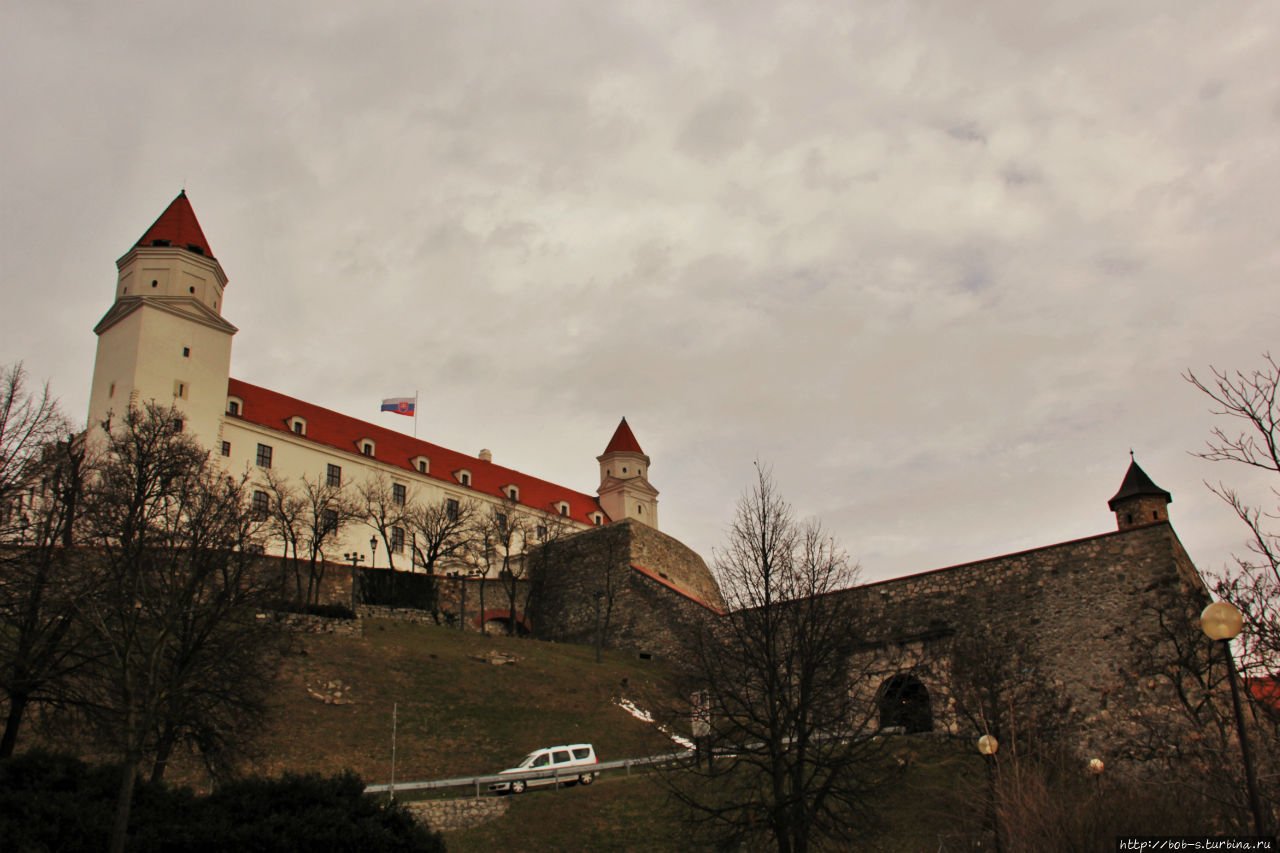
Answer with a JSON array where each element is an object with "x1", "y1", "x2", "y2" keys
[{"x1": 597, "y1": 418, "x2": 659, "y2": 528}]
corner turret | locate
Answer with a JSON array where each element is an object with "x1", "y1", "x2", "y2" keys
[
  {"x1": 597, "y1": 418, "x2": 659, "y2": 528},
  {"x1": 87, "y1": 191, "x2": 236, "y2": 446},
  {"x1": 1107, "y1": 455, "x2": 1172, "y2": 531}
]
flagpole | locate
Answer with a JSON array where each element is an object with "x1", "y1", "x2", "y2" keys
[{"x1": 413, "y1": 390, "x2": 419, "y2": 439}]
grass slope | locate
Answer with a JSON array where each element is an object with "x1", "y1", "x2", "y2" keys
[{"x1": 246, "y1": 618, "x2": 681, "y2": 787}]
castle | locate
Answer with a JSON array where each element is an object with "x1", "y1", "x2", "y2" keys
[
  {"x1": 87, "y1": 192, "x2": 688, "y2": 596},
  {"x1": 87, "y1": 192, "x2": 1218, "y2": 757}
]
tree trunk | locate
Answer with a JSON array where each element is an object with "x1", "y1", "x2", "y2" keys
[
  {"x1": 150, "y1": 729, "x2": 176, "y2": 783},
  {"x1": 0, "y1": 693, "x2": 29, "y2": 757},
  {"x1": 109, "y1": 754, "x2": 141, "y2": 853}
]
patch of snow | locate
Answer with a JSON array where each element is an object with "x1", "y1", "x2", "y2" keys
[{"x1": 614, "y1": 697, "x2": 695, "y2": 749}]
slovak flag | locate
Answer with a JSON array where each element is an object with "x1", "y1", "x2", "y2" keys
[{"x1": 381, "y1": 397, "x2": 416, "y2": 416}]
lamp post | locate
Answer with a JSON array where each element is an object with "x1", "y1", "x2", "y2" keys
[
  {"x1": 1088, "y1": 757, "x2": 1104, "y2": 797},
  {"x1": 1200, "y1": 600, "x2": 1268, "y2": 836},
  {"x1": 343, "y1": 552, "x2": 365, "y2": 612},
  {"x1": 977, "y1": 734, "x2": 1002, "y2": 853},
  {"x1": 370, "y1": 536, "x2": 378, "y2": 570}
]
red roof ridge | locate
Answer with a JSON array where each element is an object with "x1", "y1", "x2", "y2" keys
[
  {"x1": 630, "y1": 562, "x2": 724, "y2": 614},
  {"x1": 603, "y1": 417, "x2": 644, "y2": 455},
  {"x1": 134, "y1": 190, "x2": 216, "y2": 261},
  {"x1": 226, "y1": 377, "x2": 605, "y2": 523}
]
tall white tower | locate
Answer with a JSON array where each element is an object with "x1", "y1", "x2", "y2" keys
[
  {"x1": 597, "y1": 418, "x2": 659, "y2": 528},
  {"x1": 86, "y1": 192, "x2": 236, "y2": 446}
]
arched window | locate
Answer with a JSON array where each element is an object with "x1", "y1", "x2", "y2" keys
[{"x1": 878, "y1": 674, "x2": 933, "y2": 733}]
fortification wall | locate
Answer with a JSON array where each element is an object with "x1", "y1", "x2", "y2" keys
[
  {"x1": 842, "y1": 522, "x2": 1211, "y2": 754},
  {"x1": 528, "y1": 520, "x2": 721, "y2": 660}
]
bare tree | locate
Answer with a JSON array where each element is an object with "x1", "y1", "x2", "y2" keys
[
  {"x1": 260, "y1": 470, "x2": 359, "y2": 605},
  {"x1": 0, "y1": 363, "x2": 64, "y2": 510},
  {"x1": 404, "y1": 496, "x2": 476, "y2": 622},
  {"x1": 670, "y1": 464, "x2": 895, "y2": 853},
  {"x1": 945, "y1": 619, "x2": 1075, "y2": 761},
  {"x1": 471, "y1": 498, "x2": 528, "y2": 636},
  {"x1": 0, "y1": 367, "x2": 96, "y2": 756},
  {"x1": 1186, "y1": 355, "x2": 1280, "y2": 675},
  {"x1": 78, "y1": 403, "x2": 284, "y2": 853},
  {"x1": 359, "y1": 472, "x2": 411, "y2": 572}
]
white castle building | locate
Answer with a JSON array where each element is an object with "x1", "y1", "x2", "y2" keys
[{"x1": 87, "y1": 191, "x2": 659, "y2": 571}]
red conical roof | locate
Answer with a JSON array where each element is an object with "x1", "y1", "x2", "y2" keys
[
  {"x1": 134, "y1": 191, "x2": 215, "y2": 260},
  {"x1": 604, "y1": 417, "x2": 644, "y2": 454}
]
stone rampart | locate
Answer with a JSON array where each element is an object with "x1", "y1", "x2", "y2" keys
[{"x1": 839, "y1": 521, "x2": 1210, "y2": 756}]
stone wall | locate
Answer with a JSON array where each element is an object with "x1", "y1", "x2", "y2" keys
[
  {"x1": 528, "y1": 520, "x2": 722, "y2": 660},
  {"x1": 406, "y1": 796, "x2": 508, "y2": 832},
  {"x1": 837, "y1": 521, "x2": 1211, "y2": 757}
]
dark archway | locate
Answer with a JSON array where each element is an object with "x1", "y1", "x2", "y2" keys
[{"x1": 878, "y1": 674, "x2": 933, "y2": 733}]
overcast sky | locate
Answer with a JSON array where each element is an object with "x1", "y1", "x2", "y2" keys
[{"x1": 2, "y1": 1, "x2": 1277, "y2": 584}]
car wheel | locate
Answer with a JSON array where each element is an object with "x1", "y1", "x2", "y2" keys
[
  {"x1": 578, "y1": 773, "x2": 595, "y2": 786},
  {"x1": 511, "y1": 779, "x2": 526, "y2": 794}
]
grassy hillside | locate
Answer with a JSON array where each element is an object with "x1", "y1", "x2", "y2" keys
[{"x1": 241, "y1": 618, "x2": 683, "y2": 787}]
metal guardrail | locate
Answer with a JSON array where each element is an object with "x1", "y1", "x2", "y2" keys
[{"x1": 364, "y1": 749, "x2": 693, "y2": 797}]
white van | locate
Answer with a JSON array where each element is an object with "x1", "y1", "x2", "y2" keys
[{"x1": 488, "y1": 744, "x2": 598, "y2": 793}]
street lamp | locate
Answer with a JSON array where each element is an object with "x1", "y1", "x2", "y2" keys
[
  {"x1": 1200, "y1": 600, "x2": 1268, "y2": 836},
  {"x1": 370, "y1": 536, "x2": 378, "y2": 569},
  {"x1": 976, "y1": 734, "x2": 1001, "y2": 853},
  {"x1": 343, "y1": 552, "x2": 365, "y2": 612},
  {"x1": 1088, "y1": 757, "x2": 1104, "y2": 797}
]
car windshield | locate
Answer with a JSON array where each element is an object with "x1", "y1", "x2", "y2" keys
[{"x1": 517, "y1": 752, "x2": 540, "y2": 768}]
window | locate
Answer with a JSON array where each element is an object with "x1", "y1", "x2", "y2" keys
[
  {"x1": 322, "y1": 508, "x2": 338, "y2": 534},
  {"x1": 592, "y1": 513, "x2": 602, "y2": 525},
  {"x1": 293, "y1": 421, "x2": 304, "y2": 435},
  {"x1": 532, "y1": 753, "x2": 550, "y2": 768},
  {"x1": 256, "y1": 443, "x2": 273, "y2": 468},
  {"x1": 391, "y1": 526, "x2": 405, "y2": 553},
  {"x1": 220, "y1": 441, "x2": 230, "y2": 457},
  {"x1": 392, "y1": 483, "x2": 406, "y2": 505},
  {"x1": 458, "y1": 471, "x2": 471, "y2": 487},
  {"x1": 558, "y1": 502, "x2": 569, "y2": 516},
  {"x1": 552, "y1": 750, "x2": 571, "y2": 765},
  {"x1": 326, "y1": 464, "x2": 341, "y2": 488},
  {"x1": 174, "y1": 381, "x2": 187, "y2": 399},
  {"x1": 227, "y1": 400, "x2": 240, "y2": 416},
  {"x1": 182, "y1": 346, "x2": 190, "y2": 358},
  {"x1": 173, "y1": 418, "x2": 184, "y2": 433},
  {"x1": 362, "y1": 442, "x2": 374, "y2": 457},
  {"x1": 496, "y1": 512, "x2": 507, "y2": 532},
  {"x1": 418, "y1": 460, "x2": 428, "y2": 473},
  {"x1": 536, "y1": 525, "x2": 547, "y2": 541},
  {"x1": 446, "y1": 498, "x2": 459, "y2": 521},
  {"x1": 508, "y1": 487, "x2": 518, "y2": 500},
  {"x1": 413, "y1": 456, "x2": 429, "y2": 474},
  {"x1": 252, "y1": 490, "x2": 269, "y2": 518}
]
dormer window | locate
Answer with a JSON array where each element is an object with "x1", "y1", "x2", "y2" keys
[
  {"x1": 456, "y1": 469, "x2": 472, "y2": 487},
  {"x1": 556, "y1": 501, "x2": 570, "y2": 516},
  {"x1": 360, "y1": 439, "x2": 375, "y2": 457},
  {"x1": 412, "y1": 456, "x2": 430, "y2": 475},
  {"x1": 290, "y1": 416, "x2": 307, "y2": 436},
  {"x1": 591, "y1": 513, "x2": 603, "y2": 525},
  {"x1": 505, "y1": 485, "x2": 519, "y2": 502},
  {"x1": 226, "y1": 397, "x2": 243, "y2": 417}
]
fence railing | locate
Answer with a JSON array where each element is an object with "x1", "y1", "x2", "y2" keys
[{"x1": 364, "y1": 749, "x2": 692, "y2": 798}]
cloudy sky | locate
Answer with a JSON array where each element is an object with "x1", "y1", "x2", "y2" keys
[{"x1": 2, "y1": 0, "x2": 1277, "y2": 583}]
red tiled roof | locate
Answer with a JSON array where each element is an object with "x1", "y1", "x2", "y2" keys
[
  {"x1": 226, "y1": 378, "x2": 607, "y2": 525},
  {"x1": 134, "y1": 191, "x2": 216, "y2": 261},
  {"x1": 1247, "y1": 675, "x2": 1280, "y2": 713},
  {"x1": 603, "y1": 417, "x2": 644, "y2": 455},
  {"x1": 631, "y1": 563, "x2": 724, "y2": 614}
]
